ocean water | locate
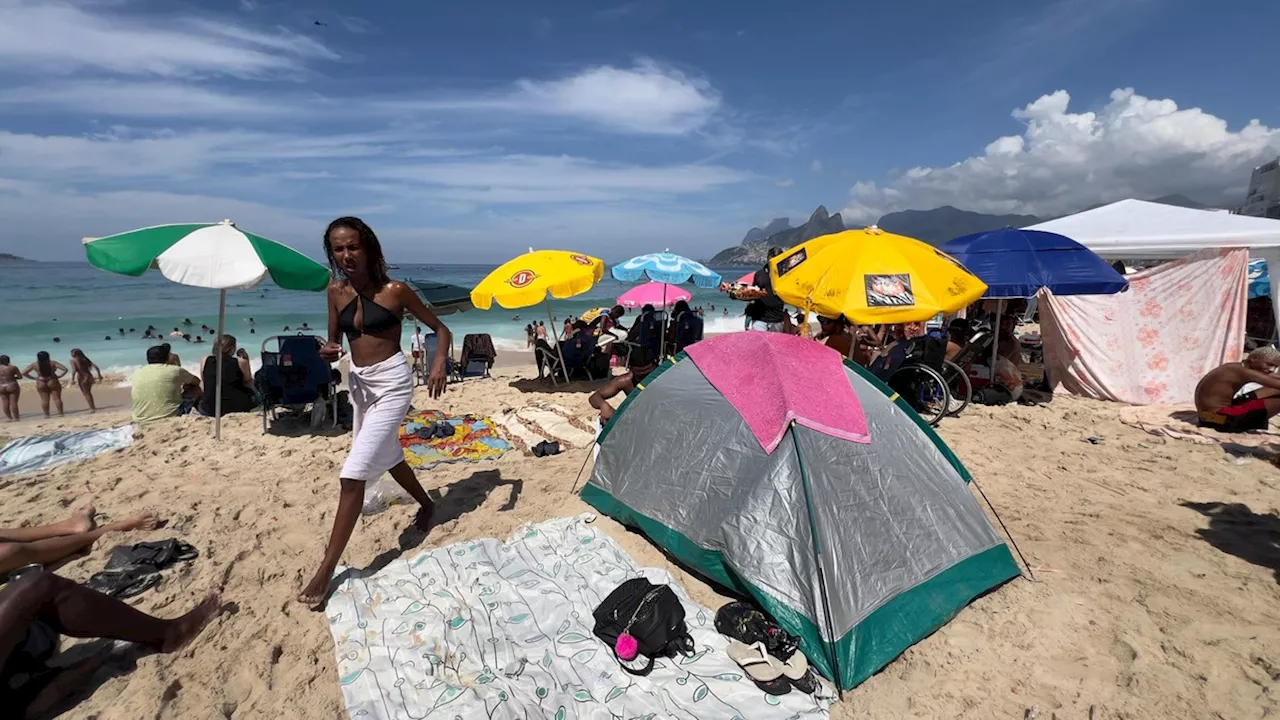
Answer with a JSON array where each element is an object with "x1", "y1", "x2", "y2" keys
[{"x1": 0, "y1": 262, "x2": 753, "y2": 378}]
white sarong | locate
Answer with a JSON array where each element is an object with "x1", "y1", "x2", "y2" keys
[{"x1": 341, "y1": 353, "x2": 413, "y2": 481}]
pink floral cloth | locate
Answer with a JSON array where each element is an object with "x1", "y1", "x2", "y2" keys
[{"x1": 1039, "y1": 248, "x2": 1248, "y2": 405}]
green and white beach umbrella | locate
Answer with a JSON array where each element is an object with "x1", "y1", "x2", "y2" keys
[
  {"x1": 83, "y1": 220, "x2": 331, "y2": 439},
  {"x1": 83, "y1": 221, "x2": 330, "y2": 291}
]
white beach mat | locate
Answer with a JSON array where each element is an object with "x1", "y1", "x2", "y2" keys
[
  {"x1": 325, "y1": 514, "x2": 831, "y2": 719},
  {"x1": 0, "y1": 425, "x2": 133, "y2": 477}
]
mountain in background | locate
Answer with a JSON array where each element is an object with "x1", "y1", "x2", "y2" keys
[
  {"x1": 710, "y1": 195, "x2": 1225, "y2": 263},
  {"x1": 0, "y1": 253, "x2": 26, "y2": 262},
  {"x1": 876, "y1": 206, "x2": 1043, "y2": 245},
  {"x1": 741, "y1": 217, "x2": 793, "y2": 246},
  {"x1": 712, "y1": 206, "x2": 845, "y2": 265}
]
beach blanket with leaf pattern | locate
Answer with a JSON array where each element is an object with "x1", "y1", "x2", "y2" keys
[{"x1": 325, "y1": 514, "x2": 831, "y2": 719}]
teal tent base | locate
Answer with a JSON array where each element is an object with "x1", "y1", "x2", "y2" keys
[{"x1": 581, "y1": 484, "x2": 1019, "y2": 689}]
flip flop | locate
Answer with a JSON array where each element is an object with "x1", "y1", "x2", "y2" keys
[
  {"x1": 778, "y1": 649, "x2": 819, "y2": 695},
  {"x1": 726, "y1": 640, "x2": 791, "y2": 696}
]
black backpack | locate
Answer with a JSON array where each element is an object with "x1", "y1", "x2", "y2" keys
[{"x1": 592, "y1": 578, "x2": 694, "y2": 675}]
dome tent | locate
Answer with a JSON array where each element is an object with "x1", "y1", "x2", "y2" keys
[{"x1": 581, "y1": 332, "x2": 1019, "y2": 690}]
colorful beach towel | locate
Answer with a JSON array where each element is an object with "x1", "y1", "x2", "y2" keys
[
  {"x1": 325, "y1": 514, "x2": 831, "y2": 719},
  {"x1": 0, "y1": 425, "x2": 133, "y2": 477},
  {"x1": 686, "y1": 332, "x2": 868, "y2": 454},
  {"x1": 399, "y1": 411, "x2": 512, "y2": 469}
]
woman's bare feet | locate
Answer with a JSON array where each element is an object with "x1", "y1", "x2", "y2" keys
[
  {"x1": 160, "y1": 594, "x2": 221, "y2": 653},
  {"x1": 297, "y1": 573, "x2": 332, "y2": 608},
  {"x1": 103, "y1": 511, "x2": 159, "y2": 533},
  {"x1": 65, "y1": 505, "x2": 97, "y2": 534}
]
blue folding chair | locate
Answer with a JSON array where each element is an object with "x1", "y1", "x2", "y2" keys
[{"x1": 257, "y1": 334, "x2": 338, "y2": 432}]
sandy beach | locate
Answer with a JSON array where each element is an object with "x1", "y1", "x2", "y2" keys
[{"x1": 1, "y1": 359, "x2": 1278, "y2": 719}]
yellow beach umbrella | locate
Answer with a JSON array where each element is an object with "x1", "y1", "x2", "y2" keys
[
  {"x1": 769, "y1": 226, "x2": 987, "y2": 324},
  {"x1": 471, "y1": 249, "x2": 605, "y2": 382}
]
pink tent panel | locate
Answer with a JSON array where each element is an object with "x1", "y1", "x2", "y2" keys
[
  {"x1": 617, "y1": 282, "x2": 691, "y2": 308},
  {"x1": 685, "y1": 332, "x2": 869, "y2": 454}
]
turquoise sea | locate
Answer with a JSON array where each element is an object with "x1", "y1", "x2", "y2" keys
[{"x1": 0, "y1": 261, "x2": 752, "y2": 377}]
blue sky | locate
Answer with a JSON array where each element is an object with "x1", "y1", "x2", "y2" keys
[{"x1": 1, "y1": 0, "x2": 1277, "y2": 263}]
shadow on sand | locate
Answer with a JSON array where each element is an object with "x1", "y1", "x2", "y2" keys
[
  {"x1": 326, "y1": 470, "x2": 525, "y2": 597},
  {"x1": 1181, "y1": 500, "x2": 1280, "y2": 582},
  {"x1": 507, "y1": 376, "x2": 604, "y2": 395}
]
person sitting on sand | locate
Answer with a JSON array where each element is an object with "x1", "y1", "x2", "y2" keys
[
  {"x1": 1194, "y1": 346, "x2": 1280, "y2": 432},
  {"x1": 130, "y1": 345, "x2": 201, "y2": 425},
  {"x1": 198, "y1": 335, "x2": 256, "y2": 417},
  {"x1": 815, "y1": 316, "x2": 853, "y2": 358},
  {"x1": 22, "y1": 352, "x2": 67, "y2": 419},
  {"x1": 68, "y1": 349, "x2": 102, "y2": 414},
  {"x1": 0, "y1": 355, "x2": 20, "y2": 423},
  {"x1": 1, "y1": 567, "x2": 218, "y2": 719},
  {"x1": 589, "y1": 347, "x2": 658, "y2": 423},
  {"x1": 0, "y1": 506, "x2": 157, "y2": 576}
]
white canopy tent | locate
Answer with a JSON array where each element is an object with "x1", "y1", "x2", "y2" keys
[{"x1": 1029, "y1": 199, "x2": 1280, "y2": 326}]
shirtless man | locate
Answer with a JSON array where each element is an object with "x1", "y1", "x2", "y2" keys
[
  {"x1": 0, "y1": 355, "x2": 20, "y2": 422},
  {"x1": 588, "y1": 348, "x2": 658, "y2": 422},
  {"x1": 1194, "y1": 346, "x2": 1280, "y2": 432}
]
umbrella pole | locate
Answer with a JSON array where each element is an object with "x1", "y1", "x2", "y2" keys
[
  {"x1": 545, "y1": 301, "x2": 570, "y2": 384},
  {"x1": 214, "y1": 289, "x2": 226, "y2": 440},
  {"x1": 990, "y1": 299, "x2": 1002, "y2": 386},
  {"x1": 661, "y1": 283, "x2": 669, "y2": 359}
]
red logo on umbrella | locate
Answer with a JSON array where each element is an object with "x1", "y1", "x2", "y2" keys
[
  {"x1": 508, "y1": 270, "x2": 538, "y2": 288},
  {"x1": 570, "y1": 254, "x2": 592, "y2": 266}
]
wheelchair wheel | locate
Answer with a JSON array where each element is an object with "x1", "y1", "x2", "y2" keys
[
  {"x1": 887, "y1": 363, "x2": 951, "y2": 427},
  {"x1": 941, "y1": 360, "x2": 971, "y2": 417}
]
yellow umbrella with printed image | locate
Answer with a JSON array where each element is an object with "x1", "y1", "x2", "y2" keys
[{"x1": 769, "y1": 226, "x2": 987, "y2": 324}]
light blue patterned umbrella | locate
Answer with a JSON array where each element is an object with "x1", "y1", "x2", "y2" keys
[{"x1": 611, "y1": 252, "x2": 723, "y2": 288}]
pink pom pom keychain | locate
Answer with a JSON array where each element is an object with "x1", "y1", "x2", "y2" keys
[{"x1": 615, "y1": 632, "x2": 639, "y2": 661}]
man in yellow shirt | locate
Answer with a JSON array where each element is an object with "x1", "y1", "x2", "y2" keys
[{"x1": 131, "y1": 344, "x2": 201, "y2": 424}]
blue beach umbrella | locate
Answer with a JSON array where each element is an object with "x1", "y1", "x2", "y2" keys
[
  {"x1": 939, "y1": 227, "x2": 1128, "y2": 298},
  {"x1": 611, "y1": 252, "x2": 723, "y2": 288}
]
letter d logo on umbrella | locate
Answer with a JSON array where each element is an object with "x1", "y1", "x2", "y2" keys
[{"x1": 508, "y1": 270, "x2": 538, "y2": 288}]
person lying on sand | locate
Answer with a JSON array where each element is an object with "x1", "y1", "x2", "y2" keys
[
  {"x1": 0, "y1": 506, "x2": 158, "y2": 576},
  {"x1": 0, "y1": 569, "x2": 219, "y2": 719},
  {"x1": 1195, "y1": 346, "x2": 1280, "y2": 432},
  {"x1": 589, "y1": 347, "x2": 657, "y2": 423}
]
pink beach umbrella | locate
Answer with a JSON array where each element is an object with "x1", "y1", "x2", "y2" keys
[
  {"x1": 617, "y1": 281, "x2": 691, "y2": 308},
  {"x1": 736, "y1": 271, "x2": 756, "y2": 285}
]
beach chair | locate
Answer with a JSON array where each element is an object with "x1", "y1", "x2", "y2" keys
[
  {"x1": 535, "y1": 340, "x2": 565, "y2": 384},
  {"x1": 673, "y1": 312, "x2": 704, "y2": 353},
  {"x1": 454, "y1": 333, "x2": 495, "y2": 381},
  {"x1": 413, "y1": 333, "x2": 458, "y2": 386},
  {"x1": 256, "y1": 334, "x2": 338, "y2": 433}
]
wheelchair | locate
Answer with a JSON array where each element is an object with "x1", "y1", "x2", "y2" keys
[{"x1": 870, "y1": 335, "x2": 952, "y2": 427}]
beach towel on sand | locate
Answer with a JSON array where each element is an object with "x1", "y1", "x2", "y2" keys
[
  {"x1": 0, "y1": 425, "x2": 133, "y2": 477},
  {"x1": 398, "y1": 410, "x2": 511, "y2": 468},
  {"x1": 324, "y1": 515, "x2": 831, "y2": 719},
  {"x1": 492, "y1": 404, "x2": 596, "y2": 455}
]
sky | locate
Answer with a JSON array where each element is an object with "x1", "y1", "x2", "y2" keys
[{"x1": 2, "y1": 0, "x2": 1279, "y2": 263}]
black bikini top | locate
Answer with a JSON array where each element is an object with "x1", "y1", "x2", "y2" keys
[{"x1": 338, "y1": 290, "x2": 401, "y2": 339}]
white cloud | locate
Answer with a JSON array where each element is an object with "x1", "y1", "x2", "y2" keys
[
  {"x1": 0, "y1": 80, "x2": 301, "y2": 119},
  {"x1": 370, "y1": 154, "x2": 750, "y2": 204},
  {"x1": 810, "y1": 160, "x2": 823, "y2": 172},
  {"x1": 380, "y1": 60, "x2": 721, "y2": 136},
  {"x1": 237, "y1": 0, "x2": 257, "y2": 10},
  {"x1": 0, "y1": 1, "x2": 336, "y2": 79},
  {"x1": 338, "y1": 15, "x2": 373, "y2": 33},
  {"x1": 775, "y1": 178, "x2": 795, "y2": 187},
  {"x1": 842, "y1": 88, "x2": 1280, "y2": 223}
]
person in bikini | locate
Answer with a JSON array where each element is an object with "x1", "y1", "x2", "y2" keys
[
  {"x1": 68, "y1": 349, "x2": 102, "y2": 413},
  {"x1": 298, "y1": 216, "x2": 452, "y2": 608},
  {"x1": 0, "y1": 356, "x2": 20, "y2": 422},
  {"x1": 21, "y1": 352, "x2": 67, "y2": 418},
  {"x1": 1195, "y1": 346, "x2": 1280, "y2": 432}
]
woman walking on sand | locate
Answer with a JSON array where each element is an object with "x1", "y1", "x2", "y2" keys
[
  {"x1": 22, "y1": 351, "x2": 67, "y2": 418},
  {"x1": 69, "y1": 349, "x2": 103, "y2": 413},
  {"x1": 298, "y1": 216, "x2": 452, "y2": 607},
  {"x1": 0, "y1": 355, "x2": 20, "y2": 422}
]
